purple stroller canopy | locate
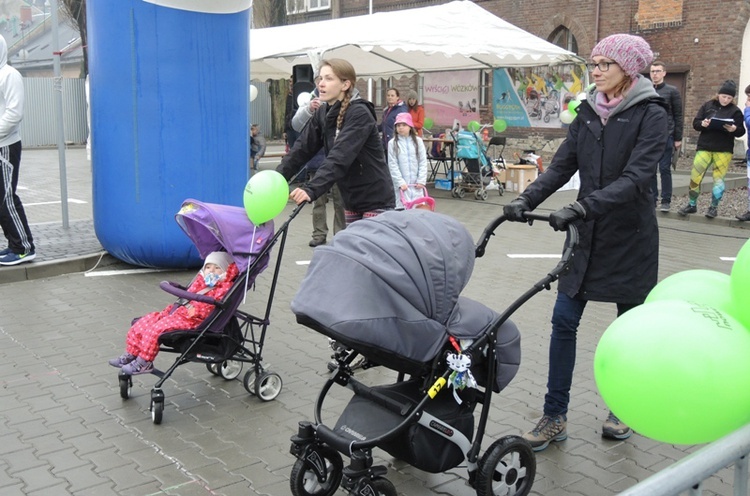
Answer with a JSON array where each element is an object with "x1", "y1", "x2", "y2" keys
[{"x1": 175, "y1": 199, "x2": 275, "y2": 273}]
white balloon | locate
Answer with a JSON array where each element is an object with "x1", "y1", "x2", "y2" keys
[
  {"x1": 560, "y1": 110, "x2": 575, "y2": 124},
  {"x1": 249, "y1": 85, "x2": 258, "y2": 102},
  {"x1": 297, "y1": 92, "x2": 312, "y2": 107}
]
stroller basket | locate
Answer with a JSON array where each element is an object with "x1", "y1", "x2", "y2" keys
[{"x1": 334, "y1": 379, "x2": 475, "y2": 473}]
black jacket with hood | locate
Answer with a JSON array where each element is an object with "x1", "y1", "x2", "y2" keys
[
  {"x1": 277, "y1": 90, "x2": 395, "y2": 213},
  {"x1": 519, "y1": 76, "x2": 668, "y2": 304},
  {"x1": 692, "y1": 98, "x2": 745, "y2": 153}
]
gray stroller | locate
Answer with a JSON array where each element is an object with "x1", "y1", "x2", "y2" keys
[{"x1": 287, "y1": 209, "x2": 577, "y2": 495}]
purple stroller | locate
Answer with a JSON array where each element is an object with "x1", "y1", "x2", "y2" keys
[{"x1": 117, "y1": 199, "x2": 303, "y2": 424}]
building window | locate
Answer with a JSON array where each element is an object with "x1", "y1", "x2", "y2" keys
[
  {"x1": 308, "y1": 0, "x2": 330, "y2": 11},
  {"x1": 549, "y1": 26, "x2": 578, "y2": 55},
  {"x1": 287, "y1": 0, "x2": 329, "y2": 14},
  {"x1": 480, "y1": 70, "x2": 491, "y2": 106}
]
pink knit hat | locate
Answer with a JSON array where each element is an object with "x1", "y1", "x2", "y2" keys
[
  {"x1": 394, "y1": 113, "x2": 414, "y2": 128},
  {"x1": 591, "y1": 34, "x2": 653, "y2": 78}
]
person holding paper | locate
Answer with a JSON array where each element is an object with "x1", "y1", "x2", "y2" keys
[{"x1": 678, "y1": 80, "x2": 745, "y2": 218}]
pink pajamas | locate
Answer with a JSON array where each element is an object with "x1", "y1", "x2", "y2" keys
[{"x1": 124, "y1": 264, "x2": 238, "y2": 361}]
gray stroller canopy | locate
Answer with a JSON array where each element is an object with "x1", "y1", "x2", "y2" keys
[{"x1": 291, "y1": 209, "x2": 476, "y2": 364}]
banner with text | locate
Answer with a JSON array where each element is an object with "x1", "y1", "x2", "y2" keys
[{"x1": 423, "y1": 70, "x2": 480, "y2": 131}]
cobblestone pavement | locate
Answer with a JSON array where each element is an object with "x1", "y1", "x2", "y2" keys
[{"x1": 0, "y1": 146, "x2": 748, "y2": 495}]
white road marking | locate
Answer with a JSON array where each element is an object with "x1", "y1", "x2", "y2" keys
[
  {"x1": 507, "y1": 254, "x2": 561, "y2": 259},
  {"x1": 27, "y1": 199, "x2": 88, "y2": 206},
  {"x1": 84, "y1": 269, "x2": 172, "y2": 277}
]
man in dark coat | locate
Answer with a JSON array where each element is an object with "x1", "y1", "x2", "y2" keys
[{"x1": 649, "y1": 61, "x2": 683, "y2": 211}]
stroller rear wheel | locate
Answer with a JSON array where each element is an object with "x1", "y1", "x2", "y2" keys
[
  {"x1": 476, "y1": 435, "x2": 536, "y2": 496},
  {"x1": 290, "y1": 446, "x2": 343, "y2": 496},
  {"x1": 255, "y1": 371, "x2": 283, "y2": 401},
  {"x1": 242, "y1": 369, "x2": 256, "y2": 395},
  {"x1": 206, "y1": 363, "x2": 220, "y2": 376},
  {"x1": 218, "y1": 360, "x2": 243, "y2": 380}
]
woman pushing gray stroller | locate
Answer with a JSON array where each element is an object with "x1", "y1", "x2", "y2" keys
[{"x1": 287, "y1": 209, "x2": 577, "y2": 495}]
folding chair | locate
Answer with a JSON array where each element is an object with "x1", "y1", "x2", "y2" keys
[{"x1": 427, "y1": 134, "x2": 453, "y2": 182}]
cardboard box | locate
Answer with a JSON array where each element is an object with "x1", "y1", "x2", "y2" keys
[{"x1": 506, "y1": 165, "x2": 538, "y2": 194}]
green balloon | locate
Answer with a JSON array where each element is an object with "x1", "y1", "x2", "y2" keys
[
  {"x1": 467, "y1": 120, "x2": 480, "y2": 132},
  {"x1": 731, "y1": 239, "x2": 750, "y2": 330},
  {"x1": 568, "y1": 99, "x2": 581, "y2": 114},
  {"x1": 243, "y1": 170, "x2": 289, "y2": 225},
  {"x1": 493, "y1": 119, "x2": 507, "y2": 133},
  {"x1": 424, "y1": 117, "x2": 434, "y2": 130},
  {"x1": 646, "y1": 269, "x2": 734, "y2": 315},
  {"x1": 594, "y1": 300, "x2": 750, "y2": 444}
]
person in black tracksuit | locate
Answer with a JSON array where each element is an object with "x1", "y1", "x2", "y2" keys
[{"x1": 277, "y1": 58, "x2": 394, "y2": 225}]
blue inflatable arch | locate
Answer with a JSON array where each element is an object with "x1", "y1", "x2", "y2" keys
[{"x1": 87, "y1": 0, "x2": 251, "y2": 268}]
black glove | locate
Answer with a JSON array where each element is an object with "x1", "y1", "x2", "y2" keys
[
  {"x1": 549, "y1": 202, "x2": 586, "y2": 231},
  {"x1": 503, "y1": 197, "x2": 532, "y2": 222}
]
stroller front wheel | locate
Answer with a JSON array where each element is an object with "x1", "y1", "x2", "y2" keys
[
  {"x1": 118, "y1": 373, "x2": 132, "y2": 399},
  {"x1": 476, "y1": 435, "x2": 536, "y2": 496},
  {"x1": 290, "y1": 446, "x2": 343, "y2": 496}
]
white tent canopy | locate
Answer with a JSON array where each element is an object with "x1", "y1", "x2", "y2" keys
[{"x1": 250, "y1": 1, "x2": 583, "y2": 80}]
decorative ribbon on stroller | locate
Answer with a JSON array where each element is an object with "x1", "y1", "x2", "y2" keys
[
  {"x1": 243, "y1": 225, "x2": 259, "y2": 304},
  {"x1": 446, "y1": 336, "x2": 477, "y2": 404}
]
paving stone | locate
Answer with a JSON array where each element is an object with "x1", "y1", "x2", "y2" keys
[
  {"x1": 14, "y1": 465, "x2": 66, "y2": 493},
  {"x1": 1, "y1": 147, "x2": 748, "y2": 495}
]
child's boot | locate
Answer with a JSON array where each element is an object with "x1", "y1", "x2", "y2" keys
[{"x1": 121, "y1": 357, "x2": 154, "y2": 375}]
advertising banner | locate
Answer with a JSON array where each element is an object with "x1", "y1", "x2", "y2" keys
[
  {"x1": 493, "y1": 65, "x2": 587, "y2": 128},
  {"x1": 423, "y1": 70, "x2": 480, "y2": 130}
]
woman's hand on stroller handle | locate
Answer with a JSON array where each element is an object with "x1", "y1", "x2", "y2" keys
[
  {"x1": 474, "y1": 211, "x2": 579, "y2": 259},
  {"x1": 289, "y1": 187, "x2": 312, "y2": 205}
]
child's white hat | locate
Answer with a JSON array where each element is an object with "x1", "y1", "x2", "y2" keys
[{"x1": 204, "y1": 251, "x2": 233, "y2": 272}]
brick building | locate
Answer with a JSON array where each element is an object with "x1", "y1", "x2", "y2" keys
[{"x1": 283, "y1": 0, "x2": 750, "y2": 150}]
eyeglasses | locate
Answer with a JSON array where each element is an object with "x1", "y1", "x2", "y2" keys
[{"x1": 586, "y1": 61, "x2": 618, "y2": 72}]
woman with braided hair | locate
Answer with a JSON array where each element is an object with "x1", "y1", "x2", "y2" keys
[{"x1": 277, "y1": 59, "x2": 394, "y2": 226}]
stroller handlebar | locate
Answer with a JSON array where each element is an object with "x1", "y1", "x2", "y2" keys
[
  {"x1": 474, "y1": 212, "x2": 578, "y2": 270},
  {"x1": 160, "y1": 280, "x2": 222, "y2": 307}
]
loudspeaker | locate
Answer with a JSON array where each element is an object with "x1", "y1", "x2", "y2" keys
[{"x1": 292, "y1": 64, "x2": 315, "y2": 103}]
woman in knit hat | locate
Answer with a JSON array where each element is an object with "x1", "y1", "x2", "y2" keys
[
  {"x1": 678, "y1": 80, "x2": 745, "y2": 218},
  {"x1": 108, "y1": 251, "x2": 238, "y2": 375},
  {"x1": 503, "y1": 33, "x2": 668, "y2": 450},
  {"x1": 406, "y1": 90, "x2": 425, "y2": 137}
]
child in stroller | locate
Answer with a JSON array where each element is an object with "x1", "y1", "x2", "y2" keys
[
  {"x1": 108, "y1": 251, "x2": 238, "y2": 375},
  {"x1": 287, "y1": 209, "x2": 577, "y2": 495},
  {"x1": 113, "y1": 199, "x2": 305, "y2": 424}
]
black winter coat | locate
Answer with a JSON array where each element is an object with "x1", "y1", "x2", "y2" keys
[
  {"x1": 521, "y1": 96, "x2": 668, "y2": 304},
  {"x1": 277, "y1": 98, "x2": 395, "y2": 213},
  {"x1": 692, "y1": 99, "x2": 745, "y2": 153}
]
